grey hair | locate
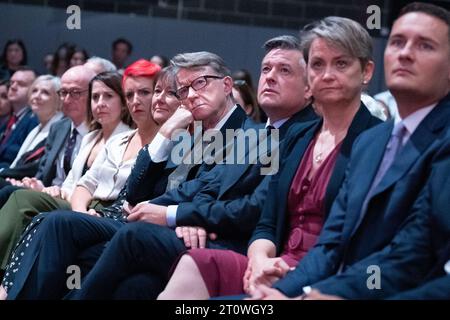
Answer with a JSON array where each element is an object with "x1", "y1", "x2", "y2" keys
[
  {"x1": 85, "y1": 56, "x2": 117, "y2": 73},
  {"x1": 28, "y1": 74, "x2": 62, "y2": 109},
  {"x1": 263, "y1": 35, "x2": 301, "y2": 53},
  {"x1": 170, "y1": 51, "x2": 231, "y2": 77},
  {"x1": 31, "y1": 74, "x2": 61, "y2": 92},
  {"x1": 300, "y1": 16, "x2": 373, "y2": 68},
  {"x1": 155, "y1": 65, "x2": 177, "y2": 90}
]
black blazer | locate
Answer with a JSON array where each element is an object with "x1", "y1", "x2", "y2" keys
[
  {"x1": 274, "y1": 93, "x2": 450, "y2": 297},
  {"x1": 150, "y1": 105, "x2": 318, "y2": 253},
  {"x1": 250, "y1": 104, "x2": 381, "y2": 254}
]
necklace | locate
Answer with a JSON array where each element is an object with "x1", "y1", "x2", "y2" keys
[
  {"x1": 314, "y1": 129, "x2": 347, "y2": 164},
  {"x1": 314, "y1": 151, "x2": 323, "y2": 163}
]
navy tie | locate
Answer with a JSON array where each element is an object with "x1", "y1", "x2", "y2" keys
[{"x1": 64, "y1": 128, "x2": 78, "y2": 175}]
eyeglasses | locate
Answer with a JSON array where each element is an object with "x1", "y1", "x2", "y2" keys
[
  {"x1": 175, "y1": 75, "x2": 223, "y2": 100},
  {"x1": 57, "y1": 89, "x2": 88, "y2": 100},
  {"x1": 125, "y1": 88, "x2": 153, "y2": 102}
]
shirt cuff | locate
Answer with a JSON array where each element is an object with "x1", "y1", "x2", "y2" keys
[
  {"x1": 166, "y1": 205, "x2": 178, "y2": 227},
  {"x1": 148, "y1": 132, "x2": 173, "y2": 162}
]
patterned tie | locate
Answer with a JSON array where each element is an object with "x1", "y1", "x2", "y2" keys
[
  {"x1": 63, "y1": 128, "x2": 78, "y2": 175},
  {"x1": 359, "y1": 121, "x2": 407, "y2": 221}
]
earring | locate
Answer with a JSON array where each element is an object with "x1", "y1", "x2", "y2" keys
[{"x1": 362, "y1": 80, "x2": 368, "y2": 85}]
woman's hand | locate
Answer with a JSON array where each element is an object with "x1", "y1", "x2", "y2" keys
[
  {"x1": 243, "y1": 257, "x2": 293, "y2": 295},
  {"x1": 42, "y1": 186, "x2": 61, "y2": 198}
]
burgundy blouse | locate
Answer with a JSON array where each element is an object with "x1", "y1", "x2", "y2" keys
[{"x1": 280, "y1": 136, "x2": 342, "y2": 267}]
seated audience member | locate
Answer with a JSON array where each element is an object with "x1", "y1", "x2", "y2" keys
[
  {"x1": 361, "y1": 92, "x2": 388, "y2": 121},
  {"x1": 0, "y1": 67, "x2": 38, "y2": 168},
  {"x1": 0, "y1": 65, "x2": 95, "y2": 214},
  {"x1": 233, "y1": 79, "x2": 261, "y2": 122},
  {"x1": 246, "y1": 2, "x2": 450, "y2": 301},
  {"x1": 0, "y1": 50, "x2": 249, "y2": 299},
  {"x1": 0, "y1": 66, "x2": 160, "y2": 275},
  {"x1": 158, "y1": 16, "x2": 381, "y2": 300},
  {"x1": 0, "y1": 40, "x2": 27, "y2": 81},
  {"x1": 374, "y1": 90, "x2": 398, "y2": 119},
  {"x1": 51, "y1": 43, "x2": 76, "y2": 77},
  {"x1": 150, "y1": 55, "x2": 169, "y2": 68},
  {"x1": 0, "y1": 75, "x2": 63, "y2": 182},
  {"x1": 0, "y1": 80, "x2": 12, "y2": 128},
  {"x1": 69, "y1": 47, "x2": 89, "y2": 67},
  {"x1": 84, "y1": 56, "x2": 117, "y2": 74},
  {"x1": 111, "y1": 38, "x2": 133, "y2": 72}
]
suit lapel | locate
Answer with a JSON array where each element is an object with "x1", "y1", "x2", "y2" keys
[
  {"x1": 323, "y1": 104, "x2": 380, "y2": 216},
  {"x1": 341, "y1": 121, "x2": 393, "y2": 238},
  {"x1": 372, "y1": 97, "x2": 450, "y2": 197},
  {"x1": 276, "y1": 121, "x2": 320, "y2": 212},
  {"x1": 217, "y1": 106, "x2": 318, "y2": 197},
  {"x1": 50, "y1": 119, "x2": 71, "y2": 164},
  {"x1": 165, "y1": 106, "x2": 247, "y2": 170}
]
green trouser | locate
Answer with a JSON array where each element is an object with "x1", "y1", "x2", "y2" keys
[{"x1": 0, "y1": 189, "x2": 112, "y2": 269}]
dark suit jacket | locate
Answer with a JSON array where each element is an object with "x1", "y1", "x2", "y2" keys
[
  {"x1": 309, "y1": 143, "x2": 450, "y2": 299},
  {"x1": 101, "y1": 107, "x2": 248, "y2": 219},
  {"x1": 274, "y1": 93, "x2": 450, "y2": 297},
  {"x1": 35, "y1": 117, "x2": 72, "y2": 186},
  {"x1": 0, "y1": 138, "x2": 46, "y2": 179},
  {"x1": 250, "y1": 104, "x2": 381, "y2": 254},
  {"x1": 150, "y1": 106, "x2": 318, "y2": 253},
  {"x1": 0, "y1": 107, "x2": 39, "y2": 167}
]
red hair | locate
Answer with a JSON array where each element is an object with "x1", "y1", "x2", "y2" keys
[{"x1": 122, "y1": 59, "x2": 161, "y2": 88}]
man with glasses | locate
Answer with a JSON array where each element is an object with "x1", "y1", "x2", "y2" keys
[
  {"x1": 0, "y1": 67, "x2": 38, "y2": 167},
  {"x1": 0, "y1": 65, "x2": 94, "y2": 208},
  {"x1": 64, "y1": 37, "x2": 320, "y2": 300}
]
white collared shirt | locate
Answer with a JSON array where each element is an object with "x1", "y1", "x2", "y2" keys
[{"x1": 394, "y1": 104, "x2": 436, "y2": 146}]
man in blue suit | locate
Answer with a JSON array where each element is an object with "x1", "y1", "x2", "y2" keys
[
  {"x1": 250, "y1": 2, "x2": 450, "y2": 300},
  {"x1": 0, "y1": 67, "x2": 38, "y2": 167},
  {"x1": 306, "y1": 147, "x2": 450, "y2": 300}
]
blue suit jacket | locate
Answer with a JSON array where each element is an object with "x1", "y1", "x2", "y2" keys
[
  {"x1": 309, "y1": 142, "x2": 450, "y2": 299},
  {"x1": 274, "y1": 93, "x2": 450, "y2": 297},
  {"x1": 250, "y1": 104, "x2": 381, "y2": 254},
  {"x1": 150, "y1": 106, "x2": 318, "y2": 253},
  {"x1": 0, "y1": 107, "x2": 39, "y2": 167}
]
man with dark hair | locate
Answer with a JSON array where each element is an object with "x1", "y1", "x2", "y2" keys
[
  {"x1": 250, "y1": 2, "x2": 450, "y2": 300},
  {"x1": 111, "y1": 38, "x2": 133, "y2": 70},
  {"x1": 0, "y1": 67, "x2": 38, "y2": 167}
]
